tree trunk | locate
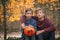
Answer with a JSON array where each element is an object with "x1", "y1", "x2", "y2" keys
[{"x1": 1, "y1": 0, "x2": 7, "y2": 40}]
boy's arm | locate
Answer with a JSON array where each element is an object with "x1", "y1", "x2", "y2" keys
[
  {"x1": 37, "y1": 19, "x2": 56, "y2": 34},
  {"x1": 20, "y1": 16, "x2": 26, "y2": 29},
  {"x1": 33, "y1": 21, "x2": 37, "y2": 31},
  {"x1": 44, "y1": 20, "x2": 56, "y2": 33},
  {"x1": 36, "y1": 19, "x2": 56, "y2": 35}
]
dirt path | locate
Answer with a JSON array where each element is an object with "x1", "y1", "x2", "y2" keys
[
  {"x1": 0, "y1": 31, "x2": 60, "y2": 40},
  {"x1": 0, "y1": 31, "x2": 22, "y2": 40}
]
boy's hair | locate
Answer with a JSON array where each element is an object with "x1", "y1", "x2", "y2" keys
[
  {"x1": 35, "y1": 7, "x2": 44, "y2": 14},
  {"x1": 25, "y1": 8, "x2": 33, "y2": 13}
]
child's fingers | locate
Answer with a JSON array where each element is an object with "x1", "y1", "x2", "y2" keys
[
  {"x1": 25, "y1": 26, "x2": 28, "y2": 27},
  {"x1": 29, "y1": 25, "x2": 33, "y2": 27}
]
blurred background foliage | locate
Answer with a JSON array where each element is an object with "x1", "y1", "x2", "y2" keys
[{"x1": 0, "y1": 0, "x2": 60, "y2": 33}]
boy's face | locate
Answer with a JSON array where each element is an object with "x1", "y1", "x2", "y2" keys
[
  {"x1": 25, "y1": 11, "x2": 32, "y2": 19},
  {"x1": 36, "y1": 10, "x2": 44, "y2": 19}
]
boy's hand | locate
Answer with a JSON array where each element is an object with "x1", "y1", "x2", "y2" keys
[
  {"x1": 29, "y1": 25, "x2": 33, "y2": 28},
  {"x1": 23, "y1": 26, "x2": 27, "y2": 29},
  {"x1": 22, "y1": 26, "x2": 28, "y2": 29},
  {"x1": 21, "y1": 23, "x2": 25, "y2": 29},
  {"x1": 36, "y1": 30, "x2": 44, "y2": 35},
  {"x1": 25, "y1": 26, "x2": 28, "y2": 28}
]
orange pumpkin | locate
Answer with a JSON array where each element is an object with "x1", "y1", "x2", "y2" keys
[{"x1": 24, "y1": 26, "x2": 35, "y2": 36}]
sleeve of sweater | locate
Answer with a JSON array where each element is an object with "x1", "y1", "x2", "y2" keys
[
  {"x1": 44, "y1": 19, "x2": 56, "y2": 33},
  {"x1": 20, "y1": 15, "x2": 26, "y2": 23}
]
